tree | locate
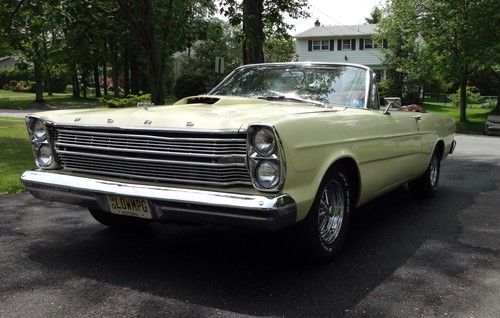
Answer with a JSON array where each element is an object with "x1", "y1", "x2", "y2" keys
[
  {"x1": 264, "y1": 36, "x2": 296, "y2": 62},
  {"x1": 1, "y1": 1, "x2": 61, "y2": 105},
  {"x1": 220, "y1": 0, "x2": 309, "y2": 64},
  {"x1": 365, "y1": 6, "x2": 382, "y2": 24},
  {"x1": 419, "y1": 0, "x2": 499, "y2": 123},
  {"x1": 90, "y1": 0, "x2": 214, "y2": 105}
]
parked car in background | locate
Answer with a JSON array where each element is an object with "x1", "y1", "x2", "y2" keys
[
  {"x1": 21, "y1": 63, "x2": 456, "y2": 263},
  {"x1": 486, "y1": 115, "x2": 500, "y2": 136}
]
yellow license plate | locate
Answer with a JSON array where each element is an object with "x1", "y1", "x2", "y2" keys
[{"x1": 107, "y1": 195, "x2": 151, "y2": 219}]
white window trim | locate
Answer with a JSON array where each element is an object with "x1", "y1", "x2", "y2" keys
[
  {"x1": 312, "y1": 39, "x2": 330, "y2": 51},
  {"x1": 342, "y1": 39, "x2": 351, "y2": 50},
  {"x1": 364, "y1": 38, "x2": 373, "y2": 50}
]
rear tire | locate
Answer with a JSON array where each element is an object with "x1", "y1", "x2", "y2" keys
[
  {"x1": 88, "y1": 208, "x2": 150, "y2": 229},
  {"x1": 409, "y1": 149, "x2": 441, "y2": 198},
  {"x1": 299, "y1": 166, "x2": 352, "y2": 264}
]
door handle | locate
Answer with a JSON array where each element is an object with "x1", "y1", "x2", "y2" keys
[{"x1": 411, "y1": 114, "x2": 422, "y2": 121}]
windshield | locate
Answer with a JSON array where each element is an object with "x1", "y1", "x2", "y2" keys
[{"x1": 210, "y1": 64, "x2": 368, "y2": 108}]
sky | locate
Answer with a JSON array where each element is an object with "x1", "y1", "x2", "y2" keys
[{"x1": 289, "y1": 0, "x2": 384, "y2": 34}]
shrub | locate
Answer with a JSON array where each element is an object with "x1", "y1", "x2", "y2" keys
[
  {"x1": 173, "y1": 73, "x2": 207, "y2": 99},
  {"x1": 14, "y1": 83, "x2": 24, "y2": 92},
  {"x1": 449, "y1": 86, "x2": 481, "y2": 107},
  {"x1": 100, "y1": 94, "x2": 152, "y2": 108},
  {"x1": 3, "y1": 84, "x2": 10, "y2": 90},
  {"x1": 9, "y1": 80, "x2": 17, "y2": 88},
  {"x1": 0, "y1": 67, "x2": 33, "y2": 87}
]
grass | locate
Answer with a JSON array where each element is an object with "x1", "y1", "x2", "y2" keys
[
  {"x1": 424, "y1": 102, "x2": 492, "y2": 134},
  {"x1": 0, "y1": 117, "x2": 33, "y2": 194},
  {"x1": 0, "y1": 90, "x2": 102, "y2": 109}
]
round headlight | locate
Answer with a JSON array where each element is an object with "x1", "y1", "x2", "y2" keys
[
  {"x1": 33, "y1": 120, "x2": 48, "y2": 141},
  {"x1": 252, "y1": 128, "x2": 276, "y2": 156},
  {"x1": 255, "y1": 160, "x2": 280, "y2": 189},
  {"x1": 36, "y1": 144, "x2": 54, "y2": 167}
]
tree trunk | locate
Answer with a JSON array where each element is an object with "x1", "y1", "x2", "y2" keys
[
  {"x1": 123, "y1": 48, "x2": 130, "y2": 96},
  {"x1": 147, "y1": 54, "x2": 165, "y2": 105},
  {"x1": 33, "y1": 61, "x2": 44, "y2": 105},
  {"x1": 111, "y1": 38, "x2": 119, "y2": 98},
  {"x1": 459, "y1": 75, "x2": 468, "y2": 123},
  {"x1": 72, "y1": 65, "x2": 80, "y2": 98},
  {"x1": 93, "y1": 62, "x2": 102, "y2": 98},
  {"x1": 103, "y1": 40, "x2": 108, "y2": 96},
  {"x1": 130, "y1": 51, "x2": 140, "y2": 95},
  {"x1": 81, "y1": 69, "x2": 88, "y2": 99},
  {"x1": 242, "y1": 0, "x2": 265, "y2": 64},
  {"x1": 46, "y1": 70, "x2": 53, "y2": 96}
]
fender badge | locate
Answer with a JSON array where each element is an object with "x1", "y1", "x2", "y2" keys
[
  {"x1": 107, "y1": 118, "x2": 114, "y2": 124},
  {"x1": 186, "y1": 121, "x2": 194, "y2": 127},
  {"x1": 144, "y1": 120, "x2": 152, "y2": 125},
  {"x1": 74, "y1": 117, "x2": 81, "y2": 122}
]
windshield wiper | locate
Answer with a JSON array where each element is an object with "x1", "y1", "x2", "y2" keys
[{"x1": 256, "y1": 90, "x2": 326, "y2": 107}]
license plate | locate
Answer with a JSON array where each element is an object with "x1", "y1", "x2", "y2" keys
[{"x1": 107, "y1": 195, "x2": 151, "y2": 219}]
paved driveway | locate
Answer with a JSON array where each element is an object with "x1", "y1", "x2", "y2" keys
[{"x1": 0, "y1": 134, "x2": 499, "y2": 317}]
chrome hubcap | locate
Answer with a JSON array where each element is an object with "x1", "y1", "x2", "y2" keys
[
  {"x1": 318, "y1": 180, "x2": 345, "y2": 245},
  {"x1": 429, "y1": 154, "x2": 438, "y2": 187}
]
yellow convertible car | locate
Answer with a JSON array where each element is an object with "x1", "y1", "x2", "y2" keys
[{"x1": 21, "y1": 63, "x2": 456, "y2": 263}]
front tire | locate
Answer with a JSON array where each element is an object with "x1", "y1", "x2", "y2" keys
[
  {"x1": 409, "y1": 149, "x2": 441, "y2": 198},
  {"x1": 88, "y1": 208, "x2": 150, "y2": 228},
  {"x1": 299, "y1": 166, "x2": 352, "y2": 264}
]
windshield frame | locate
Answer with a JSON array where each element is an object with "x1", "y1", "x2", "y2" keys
[{"x1": 208, "y1": 62, "x2": 373, "y2": 110}]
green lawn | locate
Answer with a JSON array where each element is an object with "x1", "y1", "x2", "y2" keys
[
  {"x1": 0, "y1": 90, "x2": 102, "y2": 109},
  {"x1": 424, "y1": 102, "x2": 491, "y2": 134},
  {"x1": 0, "y1": 117, "x2": 33, "y2": 194}
]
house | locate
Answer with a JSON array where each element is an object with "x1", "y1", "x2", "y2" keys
[
  {"x1": 0, "y1": 56, "x2": 19, "y2": 69},
  {"x1": 294, "y1": 20, "x2": 387, "y2": 81}
]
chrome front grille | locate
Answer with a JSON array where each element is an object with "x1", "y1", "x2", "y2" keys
[{"x1": 53, "y1": 127, "x2": 252, "y2": 187}]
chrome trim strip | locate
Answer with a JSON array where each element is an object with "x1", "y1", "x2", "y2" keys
[
  {"x1": 52, "y1": 124, "x2": 243, "y2": 134},
  {"x1": 60, "y1": 168, "x2": 252, "y2": 187},
  {"x1": 56, "y1": 129, "x2": 247, "y2": 143},
  {"x1": 55, "y1": 142, "x2": 246, "y2": 159},
  {"x1": 21, "y1": 171, "x2": 293, "y2": 211},
  {"x1": 56, "y1": 150, "x2": 247, "y2": 168}
]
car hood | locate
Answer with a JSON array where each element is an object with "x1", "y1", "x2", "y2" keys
[{"x1": 35, "y1": 95, "x2": 343, "y2": 131}]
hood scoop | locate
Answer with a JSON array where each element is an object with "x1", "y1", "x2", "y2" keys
[
  {"x1": 184, "y1": 96, "x2": 220, "y2": 105},
  {"x1": 175, "y1": 95, "x2": 270, "y2": 106}
]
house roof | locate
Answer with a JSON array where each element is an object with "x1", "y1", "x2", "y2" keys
[{"x1": 295, "y1": 24, "x2": 378, "y2": 38}]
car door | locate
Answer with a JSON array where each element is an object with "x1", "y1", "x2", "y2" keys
[{"x1": 376, "y1": 109, "x2": 421, "y2": 192}]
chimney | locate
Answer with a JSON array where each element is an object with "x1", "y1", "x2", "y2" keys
[{"x1": 314, "y1": 19, "x2": 321, "y2": 27}]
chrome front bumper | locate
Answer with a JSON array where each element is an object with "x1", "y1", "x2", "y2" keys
[{"x1": 21, "y1": 171, "x2": 297, "y2": 230}]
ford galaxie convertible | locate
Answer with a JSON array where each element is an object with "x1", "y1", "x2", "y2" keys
[{"x1": 21, "y1": 63, "x2": 456, "y2": 263}]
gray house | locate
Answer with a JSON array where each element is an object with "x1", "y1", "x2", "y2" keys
[{"x1": 0, "y1": 56, "x2": 20, "y2": 69}]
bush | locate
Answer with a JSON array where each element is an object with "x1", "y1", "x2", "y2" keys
[
  {"x1": 0, "y1": 68, "x2": 34, "y2": 87},
  {"x1": 3, "y1": 84, "x2": 10, "y2": 90},
  {"x1": 9, "y1": 80, "x2": 17, "y2": 88},
  {"x1": 173, "y1": 73, "x2": 208, "y2": 99},
  {"x1": 100, "y1": 94, "x2": 152, "y2": 108},
  {"x1": 449, "y1": 86, "x2": 481, "y2": 107}
]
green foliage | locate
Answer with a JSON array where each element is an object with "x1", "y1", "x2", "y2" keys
[
  {"x1": 449, "y1": 86, "x2": 481, "y2": 107},
  {"x1": 174, "y1": 74, "x2": 208, "y2": 99},
  {"x1": 0, "y1": 68, "x2": 34, "y2": 87},
  {"x1": 100, "y1": 94, "x2": 152, "y2": 108},
  {"x1": 365, "y1": 6, "x2": 382, "y2": 24},
  {"x1": 264, "y1": 36, "x2": 295, "y2": 62}
]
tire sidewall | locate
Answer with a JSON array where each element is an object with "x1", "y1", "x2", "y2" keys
[{"x1": 303, "y1": 166, "x2": 352, "y2": 262}]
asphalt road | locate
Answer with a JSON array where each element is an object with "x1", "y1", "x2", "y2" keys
[{"x1": 1, "y1": 134, "x2": 499, "y2": 318}]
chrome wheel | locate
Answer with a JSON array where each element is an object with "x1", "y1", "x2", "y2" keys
[
  {"x1": 318, "y1": 180, "x2": 345, "y2": 245},
  {"x1": 429, "y1": 154, "x2": 439, "y2": 187}
]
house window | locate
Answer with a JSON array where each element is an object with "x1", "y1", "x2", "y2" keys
[
  {"x1": 312, "y1": 40, "x2": 321, "y2": 50},
  {"x1": 374, "y1": 69, "x2": 385, "y2": 81},
  {"x1": 364, "y1": 39, "x2": 373, "y2": 49},
  {"x1": 342, "y1": 39, "x2": 351, "y2": 50},
  {"x1": 321, "y1": 40, "x2": 329, "y2": 50}
]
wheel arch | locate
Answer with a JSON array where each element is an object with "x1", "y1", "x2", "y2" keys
[{"x1": 321, "y1": 156, "x2": 361, "y2": 209}]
